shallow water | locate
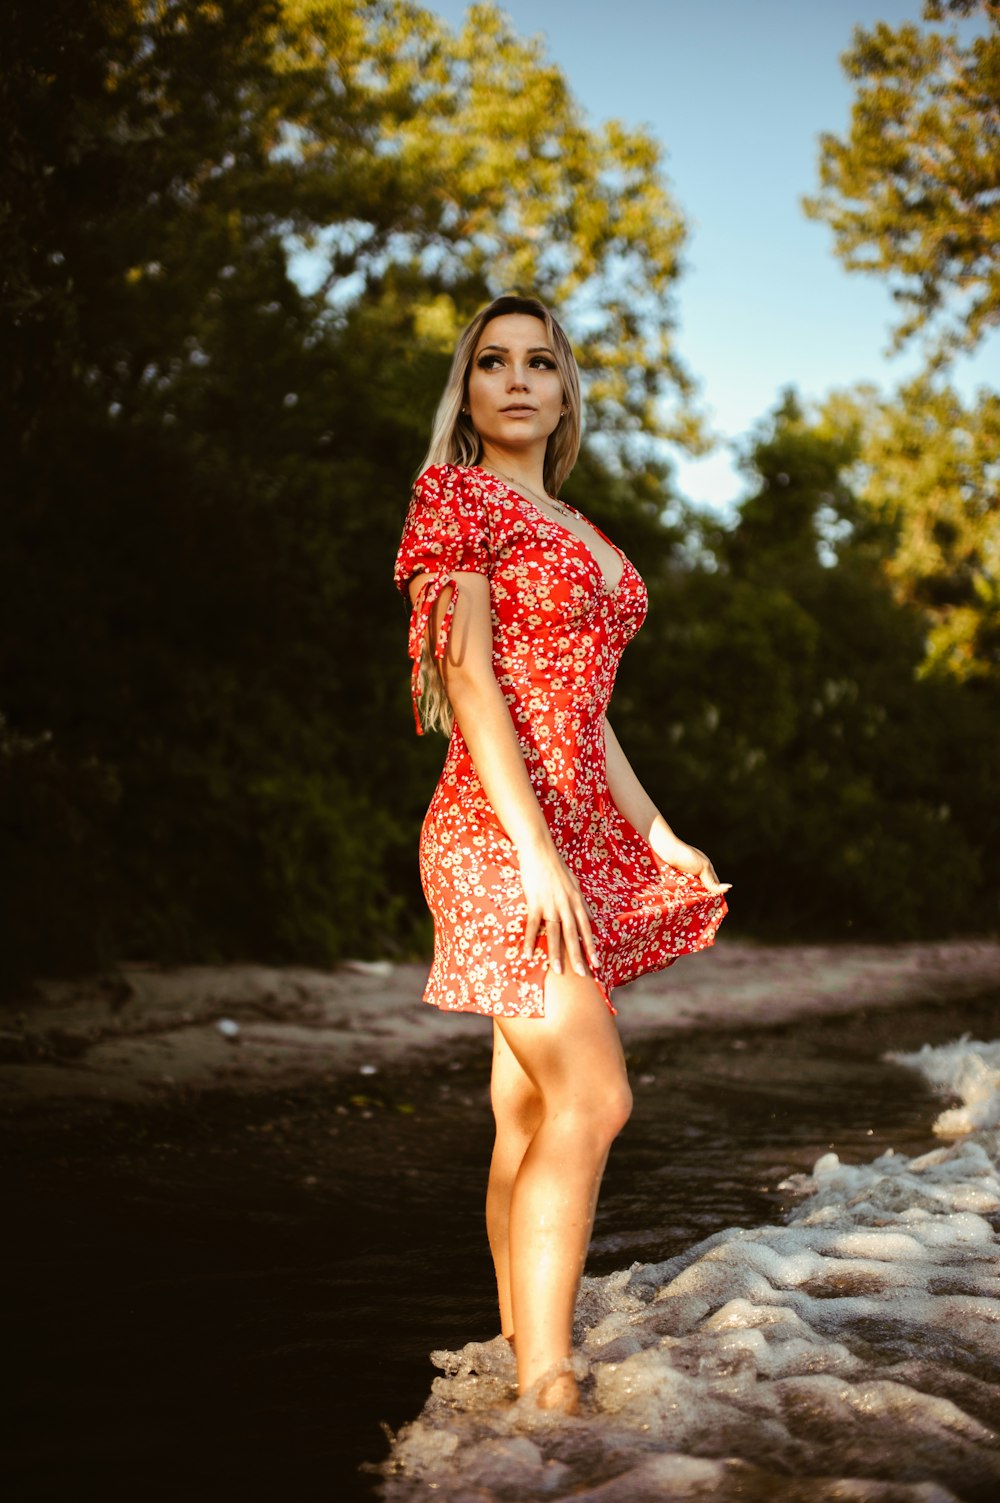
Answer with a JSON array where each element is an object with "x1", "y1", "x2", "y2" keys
[{"x1": 5, "y1": 991, "x2": 1000, "y2": 1502}]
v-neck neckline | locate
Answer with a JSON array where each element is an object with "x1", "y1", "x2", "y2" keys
[{"x1": 476, "y1": 468, "x2": 627, "y2": 597}]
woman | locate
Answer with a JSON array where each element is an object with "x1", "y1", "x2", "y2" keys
[{"x1": 394, "y1": 293, "x2": 729, "y2": 1413}]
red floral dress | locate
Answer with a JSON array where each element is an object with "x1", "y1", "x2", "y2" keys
[{"x1": 394, "y1": 463, "x2": 727, "y2": 1018}]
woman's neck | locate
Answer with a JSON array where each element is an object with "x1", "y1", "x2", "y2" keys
[{"x1": 479, "y1": 442, "x2": 548, "y2": 497}]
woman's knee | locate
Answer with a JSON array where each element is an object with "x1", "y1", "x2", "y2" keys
[
  {"x1": 560, "y1": 1075, "x2": 632, "y2": 1148},
  {"x1": 497, "y1": 1074, "x2": 628, "y2": 1146},
  {"x1": 600, "y1": 1076, "x2": 633, "y2": 1140}
]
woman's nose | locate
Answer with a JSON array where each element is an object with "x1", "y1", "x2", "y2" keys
[{"x1": 507, "y1": 365, "x2": 530, "y2": 389}]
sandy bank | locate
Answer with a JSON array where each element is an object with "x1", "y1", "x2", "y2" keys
[{"x1": 1, "y1": 939, "x2": 997, "y2": 1113}]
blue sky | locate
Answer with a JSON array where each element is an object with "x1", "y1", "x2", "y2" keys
[{"x1": 425, "y1": 0, "x2": 996, "y2": 509}]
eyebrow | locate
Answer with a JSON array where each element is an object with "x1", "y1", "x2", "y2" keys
[{"x1": 478, "y1": 343, "x2": 556, "y2": 355}]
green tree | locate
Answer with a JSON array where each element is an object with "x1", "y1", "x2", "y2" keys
[
  {"x1": 805, "y1": 0, "x2": 1000, "y2": 361},
  {"x1": 804, "y1": 0, "x2": 999, "y2": 684},
  {"x1": 300, "y1": 0, "x2": 702, "y2": 447},
  {"x1": 846, "y1": 380, "x2": 1000, "y2": 681},
  {"x1": 612, "y1": 391, "x2": 1000, "y2": 939},
  {"x1": 0, "y1": 0, "x2": 697, "y2": 986}
]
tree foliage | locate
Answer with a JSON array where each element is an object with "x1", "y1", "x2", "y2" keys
[
  {"x1": 845, "y1": 380, "x2": 1000, "y2": 680},
  {"x1": 0, "y1": 0, "x2": 696, "y2": 988},
  {"x1": 613, "y1": 392, "x2": 1000, "y2": 939},
  {"x1": 805, "y1": 0, "x2": 1000, "y2": 360},
  {"x1": 1, "y1": 1, "x2": 997, "y2": 991}
]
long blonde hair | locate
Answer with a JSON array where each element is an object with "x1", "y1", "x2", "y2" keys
[{"x1": 414, "y1": 295, "x2": 583, "y2": 734}]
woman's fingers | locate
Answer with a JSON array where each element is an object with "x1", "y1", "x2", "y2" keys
[
  {"x1": 552, "y1": 895, "x2": 595, "y2": 978},
  {"x1": 545, "y1": 908, "x2": 563, "y2": 974},
  {"x1": 573, "y1": 896, "x2": 599, "y2": 973},
  {"x1": 519, "y1": 850, "x2": 597, "y2": 977},
  {"x1": 700, "y1": 861, "x2": 731, "y2": 895},
  {"x1": 522, "y1": 896, "x2": 596, "y2": 979},
  {"x1": 522, "y1": 910, "x2": 542, "y2": 960},
  {"x1": 522, "y1": 904, "x2": 565, "y2": 969}
]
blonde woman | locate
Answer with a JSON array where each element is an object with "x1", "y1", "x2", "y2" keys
[{"x1": 394, "y1": 293, "x2": 729, "y2": 1412}]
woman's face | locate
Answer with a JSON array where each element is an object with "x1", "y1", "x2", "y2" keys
[{"x1": 466, "y1": 313, "x2": 565, "y2": 459}]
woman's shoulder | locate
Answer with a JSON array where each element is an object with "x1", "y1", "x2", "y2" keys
[
  {"x1": 397, "y1": 462, "x2": 493, "y2": 583},
  {"x1": 412, "y1": 463, "x2": 490, "y2": 511},
  {"x1": 414, "y1": 461, "x2": 481, "y2": 490}
]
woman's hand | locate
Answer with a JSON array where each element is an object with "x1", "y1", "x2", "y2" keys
[
  {"x1": 654, "y1": 833, "x2": 731, "y2": 896},
  {"x1": 518, "y1": 838, "x2": 598, "y2": 978}
]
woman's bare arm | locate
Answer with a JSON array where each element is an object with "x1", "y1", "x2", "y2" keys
[
  {"x1": 604, "y1": 718, "x2": 730, "y2": 895},
  {"x1": 410, "y1": 570, "x2": 598, "y2": 976}
]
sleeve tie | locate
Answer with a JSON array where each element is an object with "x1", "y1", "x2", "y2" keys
[{"x1": 407, "y1": 573, "x2": 461, "y2": 735}]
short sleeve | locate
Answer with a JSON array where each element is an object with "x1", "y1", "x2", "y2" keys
[
  {"x1": 393, "y1": 465, "x2": 492, "y2": 733},
  {"x1": 394, "y1": 464, "x2": 492, "y2": 594}
]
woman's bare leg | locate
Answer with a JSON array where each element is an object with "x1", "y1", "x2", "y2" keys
[
  {"x1": 487, "y1": 1024, "x2": 543, "y2": 1341},
  {"x1": 494, "y1": 972, "x2": 632, "y2": 1410}
]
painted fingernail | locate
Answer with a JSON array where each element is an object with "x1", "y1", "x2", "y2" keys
[{"x1": 575, "y1": 963, "x2": 587, "y2": 977}]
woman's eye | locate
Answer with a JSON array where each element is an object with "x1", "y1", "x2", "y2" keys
[{"x1": 475, "y1": 355, "x2": 556, "y2": 371}]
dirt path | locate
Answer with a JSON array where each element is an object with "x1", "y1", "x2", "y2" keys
[{"x1": 2, "y1": 939, "x2": 997, "y2": 1114}]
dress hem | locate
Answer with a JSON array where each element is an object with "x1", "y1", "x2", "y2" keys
[
  {"x1": 421, "y1": 968, "x2": 617, "y2": 1019},
  {"x1": 417, "y1": 906, "x2": 727, "y2": 1020}
]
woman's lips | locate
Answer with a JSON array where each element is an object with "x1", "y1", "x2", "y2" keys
[{"x1": 501, "y1": 405, "x2": 537, "y2": 416}]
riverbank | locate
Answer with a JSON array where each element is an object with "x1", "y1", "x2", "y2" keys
[
  {"x1": 2, "y1": 938, "x2": 998, "y2": 1113},
  {"x1": 5, "y1": 942, "x2": 1000, "y2": 1502}
]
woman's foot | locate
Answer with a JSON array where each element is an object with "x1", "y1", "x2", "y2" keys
[{"x1": 533, "y1": 1366, "x2": 579, "y2": 1414}]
